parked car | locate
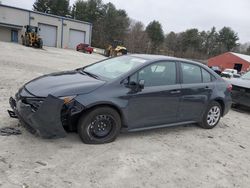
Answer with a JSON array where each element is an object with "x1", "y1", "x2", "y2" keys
[
  {"x1": 8, "y1": 55, "x2": 232, "y2": 144},
  {"x1": 209, "y1": 66, "x2": 222, "y2": 75},
  {"x1": 221, "y1": 69, "x2": 240, "y2": 78},
  {"x1": 230, "y1": 71, "x2": 250, "y2": 107},
  {"x1": 76, "y1": 43, "x2": 94, "y2": 54}
]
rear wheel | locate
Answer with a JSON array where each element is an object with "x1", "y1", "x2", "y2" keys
[
  {"x1": 121, "y1": 49, "x2": 127, "y2": 55},
  {"x1": 199, "y1": 101, "x2": 222, "y2": 129},
  {"x1": 25, "y1": 36, "x2": 30, "y2": 46},
  {"x1": 38, "y1": 39, "x2": 43, "y2": 49},
  {"x1": 77, "y1": 107, "x2": 121, "y2": 144}
]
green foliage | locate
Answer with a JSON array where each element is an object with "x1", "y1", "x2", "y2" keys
[
  {"x1": 146, "y1": 21, "x2": 164, "y2": 53},
  {"x1": 33, "y1": 0, "x2": 242, "y2": 59},
  {"x1": 33, "y1": 0, "x2": 50, "y2": 12},
  {"x1": 164, "y1": 26, "x2": 240, "y2": 59},
  {"x1": 73, "y1": 0, "x2": 129, "y2": 48},
  {"x1": 218, "y1": 27, "x2": 239, "y2": 51},
  {"x1": 33, "y1": 0, "x2": 70, "y2": 16},
  {"x1": 73, "y1": 0, "x2": 103, "y2": 22}
]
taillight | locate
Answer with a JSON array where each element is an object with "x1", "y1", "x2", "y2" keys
[{"x1": 227, "y1": 84, "x2": 232, "y2": 92}]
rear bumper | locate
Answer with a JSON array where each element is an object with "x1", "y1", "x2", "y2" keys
[
  {"x1": 9, "y1": 95, "x2": 67, "y2": 139},
  {"x1": 223, "y1": 99, "x2": 232, "y2": 116},
  {"x1": 231, "y1": 90, "x2": 250, "y2": 107}
]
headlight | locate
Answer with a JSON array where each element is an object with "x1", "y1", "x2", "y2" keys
[
  {"x1": 59, "y1": 95, "x2": 76, "y2": 104},
  {"x1": 24, "y1": 98, "x2": 44, "y2": 111}
]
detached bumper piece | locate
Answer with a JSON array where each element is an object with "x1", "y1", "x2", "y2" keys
[{"x1": 8, "y1": 95, "x2": 67, "y2": 139}]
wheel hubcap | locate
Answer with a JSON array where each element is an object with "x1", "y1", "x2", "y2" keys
[
  {"x1": 207, "y1": 106, "x2": 221, "y2": 126},
  {"x1": 88, "y1": 115, "x2": 114, "y2": 138}
]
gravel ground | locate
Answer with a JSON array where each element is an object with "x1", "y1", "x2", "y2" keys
[{"x1": 0, "y1": 42, "x2": 250, "y2": 188}]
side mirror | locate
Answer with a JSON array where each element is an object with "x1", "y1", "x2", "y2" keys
[
  {"x1": 128, "y1": 81, "x2": 137, "y2": 88},
  {"x1": 127, "y1": 80, "x2": 145, "y2": 92}
]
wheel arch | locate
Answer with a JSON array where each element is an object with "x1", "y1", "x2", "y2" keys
[
  {"x1": 213, "y1": 98, "x2": 225, "y2": 116},
  {"x1": 82, "y1": 103, "x2": 127, "y2": 127}
]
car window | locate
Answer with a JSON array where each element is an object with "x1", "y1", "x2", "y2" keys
[
  {"x1": 202, "y1": 68, "x2": 212, "y2": 83},
  {"x1": 133, "y1": 61, "x2": 176, "y2": 87},
  {"x1": 84, "y1": 56, "x2": 147, "y2": 80},
  {"x1": 181, "y1": 63, "x2": 202, "y2": 84}
]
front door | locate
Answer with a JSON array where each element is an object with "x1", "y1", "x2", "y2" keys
[
  {"x1": 125, "y1": 61, "x2": 181, "y2": 129},
  {"x1": 11, "y1": 30, "x2": 18, "y2": 43}
]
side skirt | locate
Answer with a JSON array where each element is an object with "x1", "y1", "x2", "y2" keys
[{"x1": 121, "y1": 121, "x2": 197, "y2": 133}]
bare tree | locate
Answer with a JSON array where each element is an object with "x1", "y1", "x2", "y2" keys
[{"x1": 125, "y1": 20, "x2": 150, "y2": 53}]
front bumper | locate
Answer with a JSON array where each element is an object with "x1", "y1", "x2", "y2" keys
[{"x1": 9, "y1": 95, "x2": 67, "y2": 139}]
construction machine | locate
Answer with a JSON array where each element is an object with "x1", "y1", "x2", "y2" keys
[
  {"x1": 21, "y1": 25, "x2": 43, "y2": 48},
  {"x1": 104, "y1": 40, "x2": 127, "y2": 57}
]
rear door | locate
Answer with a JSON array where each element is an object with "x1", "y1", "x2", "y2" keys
[{"x1": 179, "y1": 62, "x2": 215, "y2": 121}]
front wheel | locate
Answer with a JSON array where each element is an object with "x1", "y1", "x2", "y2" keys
[
  {"x1": 77, "y1": 107, "x2": 121, "y2": 144},
  {"x1": 199, "y1": 101, "x2": 222, "y2": 129}
]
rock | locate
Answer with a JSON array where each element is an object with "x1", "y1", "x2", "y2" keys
[
  {"x1": 239, "y1": 145, "x2": 246, "y2": 149},
  {"x1": 35, "y1": 161, "x2": 47, "y2": 166}
]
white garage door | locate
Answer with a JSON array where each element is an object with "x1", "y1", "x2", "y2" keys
[
  {"x1": 38, "y1": 24, "x2": 57, "y2": 47},
  {"x1": 69, "y1": 29, "x2": 86, "y2": 49}
]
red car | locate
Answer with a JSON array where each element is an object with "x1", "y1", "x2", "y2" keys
[{"x1": 76, "y1": 43, "x2": 94, "y2": 54}]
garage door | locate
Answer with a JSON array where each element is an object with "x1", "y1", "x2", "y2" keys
[
  {"x1": 69, "y1": 29, "x2": 86, "y2": 49},
  {"x1": 38, "y1": 24, "x2": 57, "y2": 47}
]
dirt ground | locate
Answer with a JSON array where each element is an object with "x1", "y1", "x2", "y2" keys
[{"x1": 0, "y1": 42, "x2": 250, "y2": 188}]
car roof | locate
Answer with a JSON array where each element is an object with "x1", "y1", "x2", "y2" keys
[{"x1": 128, "y1": 54, "x2": 205, "y2": 66}]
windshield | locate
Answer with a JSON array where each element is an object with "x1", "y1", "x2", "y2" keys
[
  {"x1": 83, "y1": 56, "x2": 147, "y2": 80},
  {"x1": 242, "y1": 71, "x2": 250, "y2": 79}
]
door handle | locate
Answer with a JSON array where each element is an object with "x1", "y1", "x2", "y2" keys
[
  {"x1": 170, "y1": 90, "x2": 181, "y2": 94},
  {"x1": 204, "y1": 86, "x2": 211, "y2": 90}
]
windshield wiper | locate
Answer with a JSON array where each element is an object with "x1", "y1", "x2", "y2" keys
[{"x1": 80, "y1": 70, "x2": 100, "y2": 79}]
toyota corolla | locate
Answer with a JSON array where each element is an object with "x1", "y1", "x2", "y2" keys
[{"x1": 8, "y1": 55, "x2": 232, "y2": 144}]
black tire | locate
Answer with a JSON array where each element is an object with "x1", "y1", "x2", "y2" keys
[
  {"x1": 104, "y1": 50, "x2": 110, "y2": 57},
  {"x1": 199, "y1": 101, "x2": 222, "y2": 129},
  {"x1": 77, "y1": 107, "x2": 121, "y2": 144},
  {"x1": 22, "y1": 36, "x2": 25, "y2": 45},
  {"x1": 121, "y1": 49, "x2": 128, "y2": 55},
  {"x1": 25, "y1": 36, "x2": 30, "y2": 47},
  {"x1": 39, "y1": 39, "x2": 43, "y2": 49}
]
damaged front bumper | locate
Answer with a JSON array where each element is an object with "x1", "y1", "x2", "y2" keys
[{"x1": 8, "y1": 95, "x2": 68, "y2": 139}]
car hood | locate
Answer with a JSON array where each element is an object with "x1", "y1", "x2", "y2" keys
[
  {"x1": 24, "y1": 71, "x2": 106, "y2": 97},
  {"x1": 230, "y1": 78, "x2": 250, "y2": 89}
]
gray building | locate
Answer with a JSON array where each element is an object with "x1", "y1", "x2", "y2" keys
[{"x1": 0, "y1": 4, "x2": 92, "y2": 49}]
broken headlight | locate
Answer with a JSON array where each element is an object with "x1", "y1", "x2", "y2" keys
[{"x1": 24, "y1": 98, "x2": 44, "y2": 111}]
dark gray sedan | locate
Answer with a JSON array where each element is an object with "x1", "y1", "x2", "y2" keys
[{"x1": 8, "y1": 55, "x2": 232, "y2": 144}]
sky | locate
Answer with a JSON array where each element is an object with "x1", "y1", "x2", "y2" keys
[{"x1": 2, "y1": 0, "x2": 250, "y2": 43}]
